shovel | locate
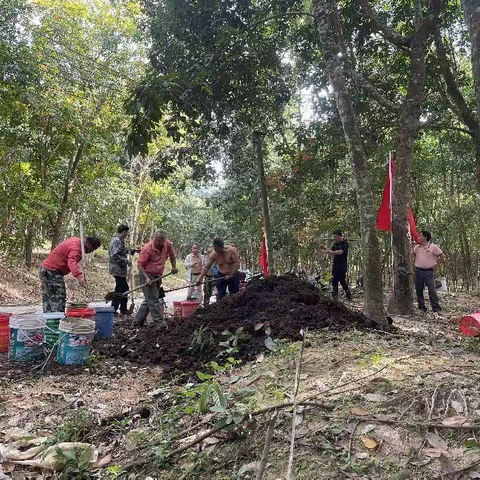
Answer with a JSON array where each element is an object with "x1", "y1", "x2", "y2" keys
[
  {"x1": 127, "y1": 265, "x2": 135, "y2": 316},
  {"x1": 105, "y1": 272, "x2": 174, "y2": 302},
  {"x1": 159, "y1": 276, "x2": 225, "y2": 298}
]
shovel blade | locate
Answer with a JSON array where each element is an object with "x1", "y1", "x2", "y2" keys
[{"x1": 105, "y1": 291, "x2": 125, "y2": 302}]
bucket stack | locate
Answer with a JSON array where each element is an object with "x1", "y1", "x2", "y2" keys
[
  {"x1": 1, "y1": 299, "x2": 116, "y2": 366},
  {"x1": 43, "y1": 312, "x2": 65, "y2": 350},
  {"x1": 0, "y1": 312, "x2": 12, "y2": 353}
]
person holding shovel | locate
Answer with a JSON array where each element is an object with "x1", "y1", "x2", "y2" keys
[
  {"x1": 133, "y1": 230, "x2": 178, "y2": 327},
  {"x1": 109, "y1": 224, "x2": 137, "y2": 316},
  {"x1": 40, "y1": 236, "x2": 101, "y2": 313},
  {"x1": 197, "y1": 238, "x2": 240, "y2": 300}
]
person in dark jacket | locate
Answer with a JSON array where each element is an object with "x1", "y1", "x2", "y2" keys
[
  {"x1": 321, "y1": 229, "x2": 352, "y2": 301},
  {"x1": 109, "y1": 224, "x2": 133, "y2": 315}
]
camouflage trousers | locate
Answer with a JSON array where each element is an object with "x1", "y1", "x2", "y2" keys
[{"x1": 39, "y1": 266, "x2": 66, "y2": 313}]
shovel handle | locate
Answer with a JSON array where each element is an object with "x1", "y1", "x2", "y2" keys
[
  {"x1": 162, "y1": 276, "x2": 225, "y2": 294},
  {"x1": 123, "y1": 271, "x2": 174, "y2": 296}
]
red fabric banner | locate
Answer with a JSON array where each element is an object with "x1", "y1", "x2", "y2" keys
[
  {"x1": 376, "y1": 158, "x2": 420, "y2": 243},
  {"x1": 259, "y1": 227, "x2": 269, "y2": 276}
]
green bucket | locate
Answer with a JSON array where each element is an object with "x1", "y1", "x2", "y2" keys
[
  {"x1": 56, "y1": 318, "x2": 95, "y2": 365},
  {"x1": 43, "y1": 312, "x2": 65, "y2": 350},
  {"x1": 9, "y1": 312, "x2": 45, "y2": 362}
]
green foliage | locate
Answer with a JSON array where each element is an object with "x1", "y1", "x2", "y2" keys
[
  {"x1": 48, "y1": 409, "x2": 94, "y2": 445},
  {"x1": 55, "y1": 446, "x2": 92, "y2": 480},
  {"x1": 190, "y1": 324, "x2": 215, "y2": 353}
]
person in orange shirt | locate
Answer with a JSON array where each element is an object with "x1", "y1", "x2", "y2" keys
[
  {"x1": 133, "y1": 230, "x2": 178, "y2": 327},
  {"x1": 40, "y1": 236, "x2": 101, "y2": 312}
]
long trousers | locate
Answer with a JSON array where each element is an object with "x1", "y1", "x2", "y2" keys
[
  {"x1": 332, "y1": 267, "x2": 350, "y2": 299},
  {"x1": 414, "y1": 268, "x2": 441, "y2": 312},
  {"x1": 134, "y1": 274, "x2": 164, "y2": 325},
  {"x1": 112, "y1": 276, "x2": 129, "y2": 314}
]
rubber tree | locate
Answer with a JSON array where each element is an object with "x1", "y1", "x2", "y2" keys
[
  {"x1": 356, "y1": 0, "x2": 440, "y2": 314},
  {"x1": 463, "y1": 0, "x2": 480, "y2": 141},
  {"x1": 252, "y1": 131, "x2": 275, "y2": 276},
  {"x1": 315, "y1": 0, "x2": 385, "y2": 324}
]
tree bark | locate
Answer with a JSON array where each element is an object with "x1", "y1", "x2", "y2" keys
[
  {"x1": 252, "y1": 131, "x2": 275, "y2": 276},
  {"x1": 315, "y1": 0, "x2": 385, "y2": 324},
  {"x1": 24, "y1": 221, "x2": 34, "y2": 266},
  {"x1": 434, "y1": 26, "x2": 480, "y2": 185},
  {"x1": 51, "y1": 144, "x2": 84, "y2": 248},
  {"x1": 462, "y1": 0, "x2": 480, "y2": 183},
  {"x1": 392, "y1": 0, "x2": 440, "y2": 314}
]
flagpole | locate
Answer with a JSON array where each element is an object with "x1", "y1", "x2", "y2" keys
[{"x1": 389, "y1": 152, "x2": 394, "y2": 296}]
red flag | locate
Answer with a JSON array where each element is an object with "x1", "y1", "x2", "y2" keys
[
  {"x1": 376, "y1": 158, "x2": 420, "y2": 243},
  {"x1": 259, "y1": 226, "x2": 269, "y2": 276}
]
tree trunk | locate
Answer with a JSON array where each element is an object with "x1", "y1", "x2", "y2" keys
[
  {"x1": 463, "y1": 0, "x2": 480, "y2": 132},
  {"x1": 392, "y1": 3, "x2": 438, "y2": 314},
  {"x1": 462, "y1": 0, "x2": 480, "y2": 184},
  {"x1": 24, "y1": 221, "x2": 34, "y2": 266},
  {"x1": 315, "y1": 0, "x2": 385, "y2": 325},
  {"x1": 434, "y1": 24, "x2": 480, "y2": 186},
  {"x1": 51, "y1": 144, "x2": 84, "y2": 248},
  {"x1": 252, "y1": 131, "x2": 275, "y2": 276}
]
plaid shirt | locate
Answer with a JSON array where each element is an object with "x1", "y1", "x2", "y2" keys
[{"x1": 109, "y1": 234, "x2": 128, "y2": 277}]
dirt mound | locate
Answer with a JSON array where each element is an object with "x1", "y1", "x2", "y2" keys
[{"x1": 94, "y1": 275, "x2": 380, "y2": 374}]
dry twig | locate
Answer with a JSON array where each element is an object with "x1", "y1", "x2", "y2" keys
[
  {"x1": 255, "y1": 411, "x2": 277, "y2": 480},
  {"x1": 398, "y1": 399, "x2": 417, "y2": 420},
  {"x1": 428, "y1": 384, "x2": 442, "y2": 421},
  {"x1": 347, "y1": 420, "x2": 361, "y2": 462},
  {"x1": 286, "y1": 328, "x2": 308, "y2": 480},
  {"x1": 433, "y1": 459, "x2": 480, "y2": 479}
]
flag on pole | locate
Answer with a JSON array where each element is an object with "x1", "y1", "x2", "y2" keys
[
  {"x1": 259, "y1": 225, "x2": 269, "y2": 276},
  {"x1": 376, "y1": 157, "x2": 420, "y2": 243}
]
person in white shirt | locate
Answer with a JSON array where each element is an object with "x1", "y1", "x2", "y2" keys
[{"x1": 184, "y1": 244, "x2": 205, "y2": 303}]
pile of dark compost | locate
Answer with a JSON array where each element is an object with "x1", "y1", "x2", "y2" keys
[{"x1": 94, "y1": 275, "x2": 380, "y2": 374}]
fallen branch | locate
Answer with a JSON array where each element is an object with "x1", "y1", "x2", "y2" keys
[
  {"x1": 286, "y1": 328, "x2": 307, "y2": 480},
  {"x1": 428, "y1": 383, "x2": 442, "y2": 421},
  {"x1": 433, "y1": 459, "x2": 480, "y2": 479},
  {"x1": 319, "y1": 413, "x2": 480, "y2": 431},
  {"x1": 170, "y1": 364, "x2": 389, "y2": 458},
  {"x1": 169, "y1": 424, "x2": 226, "y2": 457},
  {"x1": 347, "y1": 420, "x2": 361, "y2": 462},
  {"x1": 304, "y1": 363, "x2": 390, "y2": 401},
  {"x1": 255, "y1": 411, "x2": 277, "y2": 480}
]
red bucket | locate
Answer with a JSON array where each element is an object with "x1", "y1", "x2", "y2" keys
[
  {"x1": 460, "y1": 313, "x2": 480, "y2": 337},
  {"x1": 0, "y1": 312, "x2": 12, "y2": 353},
  {"x1": 66, "y1": 308, "x2": 95, "y2": 320},
  {"x1": 173, "y1": 301, "x2": 182, "y2": 319},
  {"x1": 181, "y1": 301, "x2": 199, "y2": 318}
]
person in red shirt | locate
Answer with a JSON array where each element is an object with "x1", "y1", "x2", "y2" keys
[
  {"x1": 40, "y1": 236, "x2": 101, "y2": 312},
  {"x1": 133, "y1": 230, "x2": 178, "y2": 327}
]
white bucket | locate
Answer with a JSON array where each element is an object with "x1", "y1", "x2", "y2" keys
[
  {"x1": 59, "y1": 318, "x2": 95, "y2": 334},
  {"x1": 57, "y1": 318, "x2": 95, "y2": 365},
  {"x1": 435, "y1": 277, "x2": 447, "y2": 291},
  {"x1": 9, "y1": 311, "x2": 45, "y2": 362}
]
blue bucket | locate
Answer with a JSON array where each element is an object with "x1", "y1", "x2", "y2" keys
[
  {"x1": 94, "y1": 306, "x2": 115, "y2": 338},
  {"x1": 56, "y1": 318, "x2": 94, "y2": 365}
]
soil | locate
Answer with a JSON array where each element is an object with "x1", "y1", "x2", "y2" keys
[{"x1": 94, "y1": 275, "x2": 380, "y2": 374}]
